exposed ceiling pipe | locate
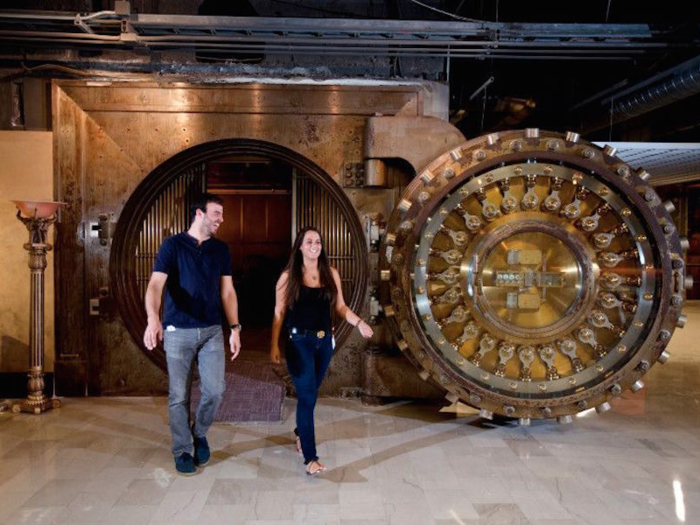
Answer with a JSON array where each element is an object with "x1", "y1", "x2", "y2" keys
[{"x1": 582, "y1": 55, "x2": 700, "y2": 133}]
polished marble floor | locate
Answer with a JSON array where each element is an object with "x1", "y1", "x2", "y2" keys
[{"x1": 1, "y1": 304, "x2": 700, "y2": 525}]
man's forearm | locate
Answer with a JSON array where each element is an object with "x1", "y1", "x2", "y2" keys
[
  {"x1": 221, "y1": 290, "x2": 239, "y2": 325},
  {"x1": 145, "y1": 287, "x2": 162, "y2": 323}
]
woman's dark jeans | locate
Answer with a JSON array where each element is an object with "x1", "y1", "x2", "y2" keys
[{"x1": 286, "y1": 330, "x2": 333, "y2": 464}]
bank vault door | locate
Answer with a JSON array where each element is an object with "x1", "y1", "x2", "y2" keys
[{"x1": 380, "y1": 129, "x2": 690, "y2": 422}]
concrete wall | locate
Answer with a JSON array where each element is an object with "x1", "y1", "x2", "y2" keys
[{"x1": 0, "y1": 131, "x2": 55, "y2": 373}]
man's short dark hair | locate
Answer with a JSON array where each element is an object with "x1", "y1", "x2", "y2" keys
[{"x1": 190, "y1": 192, "x2": 224, "y2": 222}]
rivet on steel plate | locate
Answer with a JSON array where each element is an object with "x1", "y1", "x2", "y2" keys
[
  {"x1": 685, "y1": 276, "x2": 694, "y2": 290},
  {"x1": 475, "y1": 150, "x2": 487, "y2": 160},
  {"x1": 636, "y1": 360, "x2": 650, "y2": 372},
  {"x1": 443, "y1": 168, "x2": 455, "y2": 179},
  {"x1": 595, "y1": 402, "x2": 611, "y2": 413},
  {"x1": 565, "y1": 131, "x2": 580, "y2": 143},
  {"x1": 445, "y1": 392, "x2": 459, "y2": 403},
  {"x1": 546, "y1": 139, "x2": 559, "y2": 151},
  {"x1": 603, "y1": 145, "x2": 618, "y2": 157},
  {"x1": 617, "y1": 166, "x2": 630, "y2": 177},
  {"x1": 610, "y1": 384, "x2": 622, "y2": 396},
  {"x1": 398, "y1": 199, "x2": 412, "y2": 213},
  {"x1": 504, "y1": 405, "x2": 515, "y2": 416},
  {"x1": 582, "y1": 148, "x2": 595, "y2": 159},
  {"x1": 421, "y1": 170, "x2": 435, "y2": 185},
  {"x1": 510, "y1": 140, "x2": 523, "y2": 151},
  {"x1": 637, "y1": 169, "x2": 651, "y2": 181},
  {"x1": 479, "y1": 409, "x2": 494, "y2": 420}
]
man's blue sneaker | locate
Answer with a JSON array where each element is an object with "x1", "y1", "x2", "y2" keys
[
  {"x1": 193, "y1": 435, "x2": 210, "y2": 467},
  {"x1": 175, "y1": 452, "x2": 197, "y2": 475}
]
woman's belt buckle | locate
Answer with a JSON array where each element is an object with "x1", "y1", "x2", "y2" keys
[{"x1": 316, "y1": 330, "x2": 325, "y2": 339}]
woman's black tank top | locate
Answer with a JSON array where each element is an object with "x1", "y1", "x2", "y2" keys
[{"x1": 286, "y1": 285, "x2": 332, "y2": 332}]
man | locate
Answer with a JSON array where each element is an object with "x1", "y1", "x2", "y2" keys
[{"x1": 143, "y1": 192, "x2": 241, "y2": 475}]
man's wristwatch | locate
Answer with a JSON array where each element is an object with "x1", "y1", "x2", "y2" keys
[{"x1": 230, "y1": 323, "x2": 242, "y2": 331}]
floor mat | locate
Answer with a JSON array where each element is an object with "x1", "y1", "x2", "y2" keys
[{"x1": 190, "y1": 359, "x2": 285, "y2": 423}]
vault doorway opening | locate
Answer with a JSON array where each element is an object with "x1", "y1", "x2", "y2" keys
[{"x1": 209, "y1": 156, "x2": 292, "y2": 361}]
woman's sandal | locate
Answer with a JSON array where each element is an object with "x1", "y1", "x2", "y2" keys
[
  {"x1": 306, "y1": 460, "x2": 326, "y2": 476},
  {"x1": 295, "y1": 435, "x2": 303, "y2": 456}
]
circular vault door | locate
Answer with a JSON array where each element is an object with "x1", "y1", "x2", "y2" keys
[{"x1": 380, "y1": 130, "x2": 691, "y2": 423}]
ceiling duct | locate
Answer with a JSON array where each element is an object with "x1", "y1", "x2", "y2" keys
[{"x1": 584, "y1": 55, "x2": 700, "y2": 132}]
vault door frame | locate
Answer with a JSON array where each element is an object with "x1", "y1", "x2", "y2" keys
[{"x1": 110, "y1": 139, "x2": 369, "y2": 371}]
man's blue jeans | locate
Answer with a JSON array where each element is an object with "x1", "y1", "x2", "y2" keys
[
  {"x1": 286, "y1": 331, "x2": 333, "y2": 464},
  {"x1": 164, "y1": 325, "x2": 225, "y2": 457}
]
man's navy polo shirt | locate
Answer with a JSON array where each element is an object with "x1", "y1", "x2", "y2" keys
[{"x1": 153, "y1": 232, "x2": 233, "y2": 328}]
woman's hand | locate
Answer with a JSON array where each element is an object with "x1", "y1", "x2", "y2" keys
[
  {"x1": 356, "y1": 320, "x2": 373, "y2": 339},
  {"x1": 270, "y1": 344, "x2": 282, "y2": 364}
]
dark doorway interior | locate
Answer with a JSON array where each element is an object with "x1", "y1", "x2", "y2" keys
[{"x1": 207, "y1": 156, "x2": 293, "y2": 359}]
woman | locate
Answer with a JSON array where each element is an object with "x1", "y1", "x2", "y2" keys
[{"x1": 270, "y1": 227, "x2": 373, "y2": 475}]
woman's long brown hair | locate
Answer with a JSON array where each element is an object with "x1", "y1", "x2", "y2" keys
[{"x1": 284, "y1": 227, "x2": 338, "y2": 309}]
